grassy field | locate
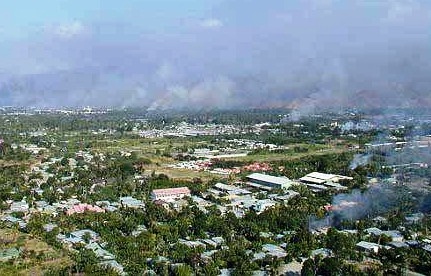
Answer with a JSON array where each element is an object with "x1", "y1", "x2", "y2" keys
[
  {"x1": 228, "y1": 147, "x2": 348, "y2": 162},
  {"x1": 90, "y1": 136, "x2": 351, "y2": 181}
]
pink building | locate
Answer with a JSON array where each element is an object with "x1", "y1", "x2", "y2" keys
[
  {"x1": 66, "y1": 203, "x2": 105, "y2": 215},
  {"x1": 151, "y1": 187, "x2": 191, "y2": 202}
]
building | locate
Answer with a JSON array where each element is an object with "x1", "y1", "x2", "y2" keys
[
  {"x1": 66, "y1": 203, "x2": 105, "y2": 215},
  {"x1": 0, "y1": 248, "x2": 21, "y2": 262},
  {"x1": 85, "y1": 242, "x2": 116, "y2": 260},
  {"x1": 151, "y1": 187, "x2": 191, "y2": 202},
  {"x1": 9, "y1": 201, "x2": 29, "y2": 213},
  {"x1": 246, "y1": 173, "x2": 297, "y2": 190},
  {"x1": 356, "y1": 241, "x2": 380, "y2": 253},
  {"x1": 300, "y1": 172, "x2": 352, "y2": 190},
  {"x1": 1, "y1": 215, "x2": 27, "y2": 229},
  {"x1": 214, "y1": 183, "x2": 251, "y2": 195},
  {"x1": 311, "y1": 248, "x2": 332, "y2": 258},
  {"x1": 261, "y1": 244, "x2": 287, "y2": 258},
  {"x1": 69, "y1": 229, "x2": 100, "y2": 243},
  {"x1": 405, "y1": 213, "x2": 424, "y2": 224},
  {"x1": 100, "y1": 260, "x2": 125, "y2": 275},
  {"x1": 300, "y1": 172, "x2": 353, "y2": 184},
  {"x1": 253, "y1": 200, "x2": 277, "y2": 214},
  {"x1": 119, "y1": 196, "x2": 145, "y2": 209},
  {"x1": 43, "y1": 223, "x2": 58, "y2": 232},
  {"x1": 365, "y1": 228, "x2": 404, "y2": 242}
]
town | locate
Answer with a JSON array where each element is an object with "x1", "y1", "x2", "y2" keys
[{"x1": 0, "y1": 108, "x2": 431, "y2": 275}]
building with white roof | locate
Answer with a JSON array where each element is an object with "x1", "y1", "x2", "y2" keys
[
  {"x1": 119, "y1": 196, "x2": 145, "y2": 209},
  {"x1": 356, "y1": 241, "x2": 380, "y2": 253},
  {"x1": 300, "y1": 172, "x2": 353, "y2": 184},
  {"x1": 300, "y1": 172, "x2": 352, "y2": 191},
  {"x1": 246, "y1": 173, "x2": 298, "y2": 190},
  {"x1": 214, "y1": 183, "x2": 251, "y2": 195}
]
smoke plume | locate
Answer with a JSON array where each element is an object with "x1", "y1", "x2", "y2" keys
[{"x1": 0, "y1": 1, "x2": 431, "y2": 110}]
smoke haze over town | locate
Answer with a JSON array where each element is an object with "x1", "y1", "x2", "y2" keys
[{"x1": 1, "y1": 0, "x2": 431, "y2": 111}]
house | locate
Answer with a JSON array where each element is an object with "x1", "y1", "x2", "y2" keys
[
  {"x1": 132, "y1": 225, "x2": 147, "y2": 237},
  {"x1": 201, "y1": 239, "x2": 218, "y2": 248},
  {"x1": 119, "y1": 196, "x2": 145, "y2": 209},
  {"x1": 214, "y1": 183, "x2": 251, "y2": 195},
  {"x1": 372, "y1": 216, "x2": 388, "y2": 224},
  {"x1": 382, "y1": 230, "x2": 404, "y2": 242},
  {"x1": 311, "y1": 248, "x2": 332, "y2": 258},
  {"x1": 405, "y1": 240, "x2": 420, "y2": 248},
  {"x1": 340, "y1": 229, "x2": 358, "y2": 235},
  {"x1": 178, "y1": 239, "x2": 206, "y2": 248},
  {"x1": 66, "y1": 203, "x2": 105, "y2": 215},
  {"x1": 201, "y1": 250, "x2": 218, "y2": 262},
  {"x1": 95, "y1": 201, "x2": 119, "y2": 212},
  {"x1": 261, "y1": 244, "x2": 287, "y2": 258},
  {"x1": 388, "y1": 241, "x2": 408, "y2": 249},
  {"x1": 253, "y1": 200, "x2": 277, "y2": 214},
  {"x1": 9, "y1": 200, "x2": 29, "y2": 213},
  {"x1": 69, "y1": 229, "x2": 99, "y2": 243},
  {"x1": 405, "y1": 213, "x2": 424, "y2": 224},
  {"x1": 365, "y1": 228, "x2": 404, "y2": 242},
  {"x1": 1, "y1": 215, "x2": 27, "y2": 229},
  {"x1": 85, "y1": 242, "x2": 115, "y2": 260},
  {"x1": 211, "y1": 237, "x2": 225, "y2": 247},
  {"x1": 34, "y1": 200, "x2": 49, "y2": 210},
  {"x1": 0, "y1": 248, "x2": 21, "y2": 262},
  {"x1": 43, "y1": 223, "x2": 58, "y2": 232},
  {"x1": 365, "y1": 227, "x2": 383, "y2": 236},
  {"x1": 151, "y1": 187, "x2": 191, "y2": 202},
  {"x1": 57, "y1": 233, "x2": 84, "y2": 246},
  {"x1": 100, "y1": 260, "x2": 125, "y2": 275},
  {"x1": 268, "y1": 191, "x2": 300, "y2": 202},
  {"x1": 356, "y1": 241, "x2": 380, "y2": 253},
  {"x1": 246, "y1": 173, "x2": 298, "y2": 190}
]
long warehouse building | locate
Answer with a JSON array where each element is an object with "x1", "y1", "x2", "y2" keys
[{"x1": 246, "y1": 173, "x2": 298, "y2": 190}]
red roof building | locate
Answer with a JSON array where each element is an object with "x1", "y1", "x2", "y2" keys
[
  {"x1": 151, "y1": 187, "x2": 191, "y2": 202},
  {"x1": 66, "y1": 203, "x2": 105, "y2": 216}
]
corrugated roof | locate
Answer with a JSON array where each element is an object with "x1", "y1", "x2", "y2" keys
[
  {"x1": 357, "y1": 241, "x2": 380, "y2": 249},
  {"x1": 306, "y1": 172, "x2": 336, "y2": 180},
  {"x1": 152, "y1": 187, "x2": 191, "y2": 196},
  {"x1": 246, "y1": 173, "x2": 292, "y2": 186},
  {"x1": 299, "y1": 176, "x2": 326, "y2": 184},
  {"x1": 214, "y1": 183, "x2": 237, "y2": 191}
]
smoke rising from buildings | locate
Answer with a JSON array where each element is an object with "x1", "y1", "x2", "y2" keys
[
  {"x1": 309, "y1": 183, "x2": 417, "y2": 230},
  {"x1": 1, "y1": 1, "x2": 431, "y2": 110},
  {"x1": 349, "y1": 154, "x2": 372, "y2": 170}
]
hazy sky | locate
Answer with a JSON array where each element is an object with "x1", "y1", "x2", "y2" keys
[{"x1": 1, "y1": 0, "x2": 431, "y2": 110}]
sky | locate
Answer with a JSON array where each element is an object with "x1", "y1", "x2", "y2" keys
[{"x1": 1, "y1": 0, "x2": 431, "y2": 111}]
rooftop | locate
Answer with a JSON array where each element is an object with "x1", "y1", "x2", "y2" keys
[
  {"x1": 247, "y1": 173, "x2": 294, "y2": 186},
  {"x1": 152, "y1": 187, "x2": 191, "y2": 196}
]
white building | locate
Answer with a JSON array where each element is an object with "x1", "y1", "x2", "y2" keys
[
  {"x1": 9, "y1": 201, "x2": 29, "y2": 213},
  {"x1": 356, "y1": 241, "x2": 380, "y2": 253},
  {"x1": 246, "y1": 173, "x2": 298, "y2": 190},
  {"x1": 300, "y1": 172, "x2": 352, "y2": 184},
  {"x1": 119, "y1": 197, "x2": 145, "y2": 209},
  {"x1": 300, "y1": 172, "x2": 352, "y2": 191}
]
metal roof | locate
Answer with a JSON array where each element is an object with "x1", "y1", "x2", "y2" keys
[
  {"x1": 306, "y1": 172, "x2": 336, "y2": 180},
  {"x1": 299, "y1": 176, "x2": 326, "y2": 184},
  {"x1": 246, "y1": 173, "x2": 293, "y2": 186},
  {"x1": 356, "y1": 241, "x2": 380, "y2": 249},
  {"x1": 152, "y1": 187, "x2": 191, "y2": 196}
]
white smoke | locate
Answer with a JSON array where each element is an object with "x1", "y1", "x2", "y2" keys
[{"x1": 349, "y1": 154, "x2": 372, "y2": 170}]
